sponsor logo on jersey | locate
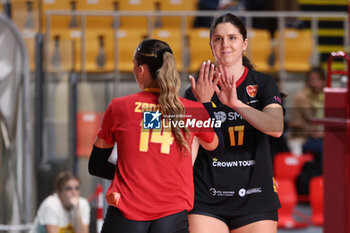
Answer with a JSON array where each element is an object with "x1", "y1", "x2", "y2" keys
[
  {"x1": 214, "y1": 111, "x2": 226, "y2": 123},
  {"x1": 209, "y1": 188, "x2": 235, "y2": 197},
  {"x1": 106, "y1": 192, "x2": 121, "y2": 206},
  {"x1": 238, "y1": 187, "x2": 262, "y2": 197},
  {"x1": 212, "y1": 158, "x2": 255, "y2": 168},
  {"x1": 143, "y1": 110, "x2": 161, "y2": 129},
  {"x1": 246, "y1": 85, "x2": 258, "y2": 98}
]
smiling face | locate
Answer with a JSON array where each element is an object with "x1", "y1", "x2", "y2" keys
[{"x1": 210, "y1": 22, "x2": 248, "y2": 67}]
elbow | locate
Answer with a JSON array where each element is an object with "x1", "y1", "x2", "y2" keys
[
  {"x1": 269, "y1": 130, "x2": 283, "y2": 138},
  {"x1": 268, "y1": 124, "x2": 284, "y2": 138}
]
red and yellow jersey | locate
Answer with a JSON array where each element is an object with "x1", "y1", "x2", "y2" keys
[{"x1": 98, "y1": 89, "x2": 215, "y2": 220}]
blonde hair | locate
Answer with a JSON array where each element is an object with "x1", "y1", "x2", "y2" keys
[{"x1": 135, "y1": 39, "x2": 190, "y2": 153}]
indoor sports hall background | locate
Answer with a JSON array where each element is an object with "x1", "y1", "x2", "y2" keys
[{"x1": 0, "y1": 0, "x2": 348, "y2": 232}]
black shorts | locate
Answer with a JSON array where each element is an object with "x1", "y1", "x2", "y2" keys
[
  {"x1": 189, "y1": 209, "x2": 278, "y2": 230},
  {"x1": 101, "y1": 206, "x2": 189, "y2": 233}
]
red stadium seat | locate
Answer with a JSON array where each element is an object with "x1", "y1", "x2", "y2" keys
[
  {"x1": 274, "y1": 152, "x2": 314, "y2": 180},
  {"x1": 274, "y1": 152, "x2": 314, "y2": 202},
  {"x1": 309, "y1": 176, "x2": 324, "y2": 226},
  {"x1": 76, "y1": 111, "x2": 103, "y2": 157},
  {"x1": 275, "y1": 178, "x2": 308, "y2": 228}
]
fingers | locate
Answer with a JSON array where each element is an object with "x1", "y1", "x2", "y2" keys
[
  {"x1": 209, "y1": 63, "x2": 215, "y2": 82},
  {"x1": 198, "y1": 60, "x2": 216, "y2": 84},
  {"x1": 203, "y1": 60, "x2": 210, "y2": 83},
  {"x1": 213, "y1": 72, "x2": 220, "y2": 87},
  {"x1": 189, "y1": 75, "x2": 196, "y2": 90},
  {"x1": 198, "y1": 61, "x2": 206, "y2": 83},
  {"x1": 215, "y1": 85, "x2": 221, "y2": 96}
]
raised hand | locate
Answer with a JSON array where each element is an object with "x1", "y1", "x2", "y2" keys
[
  {"x1": 215, "y1": 64, "x2": 241, "y2": 109},
  {"x1": 189, "y1": 60, "x2": 220, "y2": 103}
]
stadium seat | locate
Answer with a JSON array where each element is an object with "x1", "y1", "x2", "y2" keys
[
  {"x1": 275, "y1": 178, "x2": 308, "y2": 228},
  {"x1": 274, "y1": 152, "x2": 314, "y2": 202},
  {"x1": 309, "y1": 176, "x2": 324, "y2": 226},
  {"x1": 247, "y1": 29, "x2": 272, "y2": 73},
  {"x1": 274, "y1": 152, "x2": 314, "y2": 180},
  {"x1": 42, "y1": 0, "x2": 80, "y2": 31},
  {"x1": 187, "y1": 28, "x2": 214, "y2": 73},
  {"x1": 76, "y1": 28, "x2": 116, "y2": 72},
  {"x1": 274, "y1": 29, "x2": 313, "y2": 72},
  {"x1": 76, "y1": 111, "x2": 103, "y2": 157},
  {"x1": 47, "y1": 29, "x2": 81, "y2": 72},
  {"x1": 11, "y1": 0, "x2": 39, "y2": 30},
  {"x1": 118, "y1": 0, "x2": 157, "y2": 29},
  {"x1": 117, "y1": 28, "x2": 148, "y2": 72},
  {"x1": 151, "y1": 28, "x2": 184, "y2": 71},
  {"x1": 158, "y1": 0, "x2": 196, "y2": 29},
  {"x1": 77, "y1": 0, "x2": 115, "y2": 29}
]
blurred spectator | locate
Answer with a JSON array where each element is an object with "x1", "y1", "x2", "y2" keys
[
  {"x1": 193, "y1": 0, "x2": 246, "y2": 28},
  {"x1": 269, "y1": 74, "x2": 290, "y2": 161},
  {"x1": 290, "y1": 67, "x2": 326, "y2": 195},
  {"x1": 290, "y1": 67, "x2": 325, "y2": 157},
  {"x1": 253, "y1": 0, "x2": 301, "y2": 37},
  {"x1": 30, "y1": 171, "x2": 90, "y2": 233}
]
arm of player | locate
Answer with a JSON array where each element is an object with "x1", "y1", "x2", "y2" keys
[
  {"x1": 189, "y1": 61, "x2": 225, "y2": 156},
  {"x1": 215, "y1": 65, "x2": 283, "y2": 138},
  {"x1": 88, "y1": 138, "x2": 116, "y2": 180}
]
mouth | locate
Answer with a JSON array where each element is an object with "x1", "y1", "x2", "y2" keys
[{"x1": 220, "y1": 51, "x2": 232, "y2": 56}]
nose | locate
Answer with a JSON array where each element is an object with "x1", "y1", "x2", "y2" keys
[{"x1": 222, "y1": 38, "x2": 228, "y2": 47}]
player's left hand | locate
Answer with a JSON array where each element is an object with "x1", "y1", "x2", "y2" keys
[
  {"x1": 215, "y1": 64, "x2": 241, "y2": 109},
  {"x1": 189, "y1": 60, "x2": 219, "y2": 103}
]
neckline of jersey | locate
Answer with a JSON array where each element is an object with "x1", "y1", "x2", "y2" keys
[
  {"x1": 144, "y1": 88, "x2": 160, "y2": 93},
  {"x1": 236, "y1": 66, "x2": 248, "y2": 88}
]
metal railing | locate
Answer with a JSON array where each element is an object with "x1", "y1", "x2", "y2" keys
[{"x1": 44, "y1": 10, "x2": 349, "y2": 78}]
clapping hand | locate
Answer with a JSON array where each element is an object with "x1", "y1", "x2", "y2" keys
[
  {"x1": 215, "y1": 64, "x2": 241, "y2": 109},
  {"x1": 189, "y1": 60, "x2": 220, "y2": 103}
]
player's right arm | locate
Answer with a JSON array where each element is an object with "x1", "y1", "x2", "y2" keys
[
  {"x1": 88, "y1": 138, "x2": 115, "y2": 180},
  {"x1": 88, "y1": 102, "x2": 116, "y2": 180}
]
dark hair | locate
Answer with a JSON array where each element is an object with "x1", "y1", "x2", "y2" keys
[
  {"x1": 134, "y1": 39, "x2": 190, "y2": 153},
  {"x1": 306, "y1": 67, "x2": 326, "y2": 83},
  {"x1": 135, "y1": 39, "x2": 172, "y2": 79},
  {"x1": 54, "y1": 171, "x2": 80, "y2": 192},
  {"x1": 209, "y1": 13, "x2": 254, "y2": 70}
]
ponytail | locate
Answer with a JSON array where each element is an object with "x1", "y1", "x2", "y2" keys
[
  {"x1": 135, "y1": 39, "x2": 190, "y2": 153},
  {"x1": 157, "y1": 53, "x2": 190, "y2": 153}
]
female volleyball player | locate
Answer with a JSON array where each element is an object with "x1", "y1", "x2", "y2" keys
[
  {"x1": 88, "y1": 39, "x2": 224, "y2": 233},
  {"x1": 185, "y1": 13, "x2": 284, "y2": 233}
]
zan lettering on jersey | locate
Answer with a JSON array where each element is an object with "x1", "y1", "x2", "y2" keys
[{"x1": 135, "y1": 102, "x2": 160, "y2": 113}]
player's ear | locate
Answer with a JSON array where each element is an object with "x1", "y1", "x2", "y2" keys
[{"x1": 138, "y1": 65, "x2": 145, "y2": 77}]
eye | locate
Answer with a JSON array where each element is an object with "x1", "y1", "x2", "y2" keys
[
  {"x1": 213, "y1": 37, "x2": 222, "y2": 42},
  {"x1": 229, "y1": 35, "x2": 236, "y2": 40}
]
